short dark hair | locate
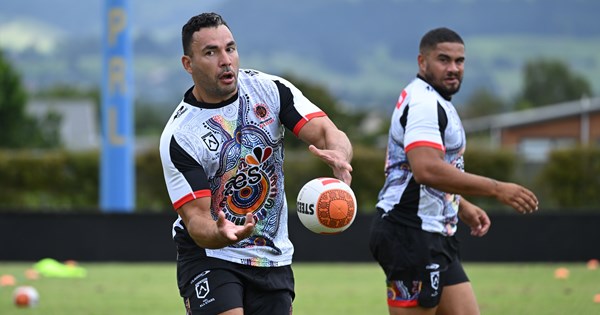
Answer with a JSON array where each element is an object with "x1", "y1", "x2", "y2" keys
[
  {"x1": 419, "y1": 27, "x2": 464, "y2": 54},
  {"x1": 181, "y1": 12, "x2": 230, "y2": 56}
]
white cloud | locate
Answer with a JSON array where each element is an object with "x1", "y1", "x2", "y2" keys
[{"x1": 0, "y1": 18, "x2": 65, "y2": 54}]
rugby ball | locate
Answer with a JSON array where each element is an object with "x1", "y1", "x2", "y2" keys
[
  {"x1": 13, "y1": 286, "x2": 39, "y2": 308},
  {"x1": 296, "y1": 177, "x2": 357, "y2": 234}
]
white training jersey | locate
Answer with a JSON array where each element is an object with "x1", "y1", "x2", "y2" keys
[
  {"x1": 160, "y1": 69, "x2": 325, "y2": 267},
  {"x1": 376, "y1": 76, "x2": 466, "y2": 236}
]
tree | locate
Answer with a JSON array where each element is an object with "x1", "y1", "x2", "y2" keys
[
  {"x1": 0, "y1": 50, "x2": 29, "y2": 148},
  {"x1": 282, "y1": 74, "x2": 361, "y2": 148},
  {"x1": 0, "y1": 50, "x2": 62, "y2": 149},
  {"x1": 459, "y1": 87, "x2": 506, "y2": 119},
  {"x1": 537, "y1": 146, "x2": 600, "y2": 210},
  {"x1": 515, "y1": 59, "x2": 593, "y2": 109}
]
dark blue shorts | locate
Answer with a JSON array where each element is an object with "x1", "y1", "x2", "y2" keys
[
  {"x1": 180, "y1": 258, "x2": 294, "y2": 315},
  {"x1": 369, "y1": 210, "x2": 468, "y2": 308}
]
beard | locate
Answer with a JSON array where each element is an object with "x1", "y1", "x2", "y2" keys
[
  {"x1": 208, "y1": 81, "x2": 237, "y2": 99},
  {"x1": 424, "y1": 72, "x2": 462, "y2": 98},
  {"x1": 196, "y1": 68, "x2": 238, "y2": 101},
  {"x1": 440, "y1": 81, "x2": 461, "y2": 96}
]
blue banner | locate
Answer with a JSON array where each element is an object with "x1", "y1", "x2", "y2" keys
[{"x1": 100, "y1": 0, "x2": 135, "y2": 212}]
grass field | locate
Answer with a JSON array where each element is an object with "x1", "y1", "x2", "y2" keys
[{"x1": 0, "y1": 262, "x2": 599, "y2": 314}]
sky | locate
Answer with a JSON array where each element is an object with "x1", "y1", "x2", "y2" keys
[{"x1": 1, "y1": 0, "x2": 599, "y2": 108}]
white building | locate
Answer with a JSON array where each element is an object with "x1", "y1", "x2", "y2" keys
[{"x1": 27, "y1": 99, "x2": 100, "y2": 151}]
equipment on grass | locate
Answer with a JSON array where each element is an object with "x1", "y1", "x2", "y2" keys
[
  {"x1": 296, "y1": 177, "x2": 357, "y2": 234},
  {"x1": 33, "y1": 258, "x2": 87, "y2": 278},
  {"x1": 13, "y1": 286, "x2": 39, "y2": 308}
]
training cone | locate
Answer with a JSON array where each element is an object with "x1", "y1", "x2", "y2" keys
[
  {"x1": 587, "y1": 259, "x2": 599, "y2": 270},
  {"x1": 0, "y1": 274, "x2": 16, "y2": 286},
  {"x1": 554, "y1": 267, "x2": 569, "y2": 279},
  {"x1": 24, "y1": 269, "x2": 40, "y2": 280}
]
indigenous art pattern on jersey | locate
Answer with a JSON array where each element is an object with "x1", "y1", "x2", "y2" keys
[
  {"x1": 160, "y1": 69, "x2": 325, "y2": 267},
  {"x1": 208, "y1": 94, "x2": 284, "y2": 254}
]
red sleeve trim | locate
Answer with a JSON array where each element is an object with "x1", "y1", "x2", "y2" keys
[
  {"x1": 405, "y1": 141, "x2": 445, "y2": 153},
  {"x1": 173, "y1": 189, "x2": 211, "y2": 210},
  {"x1": 292, "y1": 111, "x2": 327, "y2": 136}
]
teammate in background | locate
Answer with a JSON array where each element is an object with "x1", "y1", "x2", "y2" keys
[
  {"x1": 159, "y1": 12, "x2": 352, "y2": 315},
  {"x1": 368, "y1": 27, "x2": 539, "y2": 315}
]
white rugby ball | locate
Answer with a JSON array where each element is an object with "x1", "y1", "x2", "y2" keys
[
  {"x1": 13, "y1": 286, "x2": 39, "y2": 308},
  {"x1": 296, "y1": 177, "x2": 357, "y2": 234}
]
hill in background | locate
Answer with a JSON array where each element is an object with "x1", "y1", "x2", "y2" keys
[{"x1": 1, "y1": 0, "x2": 599, "y2": 112}]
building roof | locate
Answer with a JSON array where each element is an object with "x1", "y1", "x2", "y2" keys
[{"x1": 462, "y1": 97, "x2": 600, "y2": 133}]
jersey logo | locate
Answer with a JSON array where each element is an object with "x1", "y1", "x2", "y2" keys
[
  {"x1": 255, "y1": 104, "x2": 268, "y2": 118},
  {"x1": 174, "y1": 106, "x2": 188, "y2": 120},
  {"x1": 243, "y1": 69, "x2": 259, "y2": 76},
  {"x1": 254, "y1": 103, "x2": 274, "y2": 127},
  {"x1": 202, "y1": 133, "x2": 219, "y2": 151}
]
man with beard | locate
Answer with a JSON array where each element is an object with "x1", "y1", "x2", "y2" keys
[
  {"x1": 368, "y1": 27, "x2": 539, "y2": 315},
  {"x1": 159, "y1": 12, "x2": 353, "y2": 315}
]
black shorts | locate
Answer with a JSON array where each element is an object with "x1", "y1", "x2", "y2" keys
[
  {"x1": 368, "y1": 210, "x2": 468, "y2": 308},
  {"x1": 181, "y1": 258, "x2": 295, "y2": 315}
]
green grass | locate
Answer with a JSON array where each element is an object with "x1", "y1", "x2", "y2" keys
[
  {"x1": 0, "y1": 263, "x2": 182, "y2": 315},
  {"x1": 1, "y1": 262, "x2": 599, "y2": 314}
]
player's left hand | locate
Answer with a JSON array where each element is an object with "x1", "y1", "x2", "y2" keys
[
  {"x1": 308, "y1": 144, "x2": 353, "y2": 185},
  {"x1": 458, "y1": 200, "x2": 491, "y2": 237},
  {"x1": 216, "y1": 210, "x2": 255, "y2": 244}
]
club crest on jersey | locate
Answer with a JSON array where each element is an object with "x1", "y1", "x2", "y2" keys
[
  {"x1": 254, "y1": 103, "x2": 274, "y2": 127},
  {"x1": 201, "y1": 133, "x2": 219, "y2": 151}
]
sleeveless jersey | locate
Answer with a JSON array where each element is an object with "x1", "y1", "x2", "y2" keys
[
  {"x1": 160, "y1": 69, "x2": 325, "y2": 267},
  {"x1": 376, "y1": 76, "x2": 466, "y2": 236}
]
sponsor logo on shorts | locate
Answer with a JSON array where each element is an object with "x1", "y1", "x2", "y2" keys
[
  {"x1": 198, "y1": 270, "x2": 210, "y2": 278},
  {"x1": 425, "y1": 263, "x2": 440, "y2": 292},
  {"x1": 430, "y1": 271, "x2": 440, "y2": 291},
  {"x1": 198, "y1": 297, "x2": 215, "y2": 308},
  {"x1": 195, "y1": 278, "x2": 210, "y2": 299},
  {"x1": 425, "y1": 263, "x2": 440, "y2": 270},
  {"x1": 190, "y1": 270, "x2": 211, "y2": 284}
]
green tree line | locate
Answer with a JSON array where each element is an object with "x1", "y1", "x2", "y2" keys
[{"x1": 0, "y1": 146, "x2": 599, "y2": 212}]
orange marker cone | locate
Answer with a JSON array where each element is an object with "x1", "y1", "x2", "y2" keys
[
  {"x1": 587, "y1": 259, "x2": 599, "y2": 270},
  {"x1": 0, "y1": 274, "x2": 16, "y2": 286},
  {"x1": 25, "y1": 269, "x2": 40, "y2": 280},
  {"x1": 554, "y1": 267, "x2": 569, "y2": 279}
]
